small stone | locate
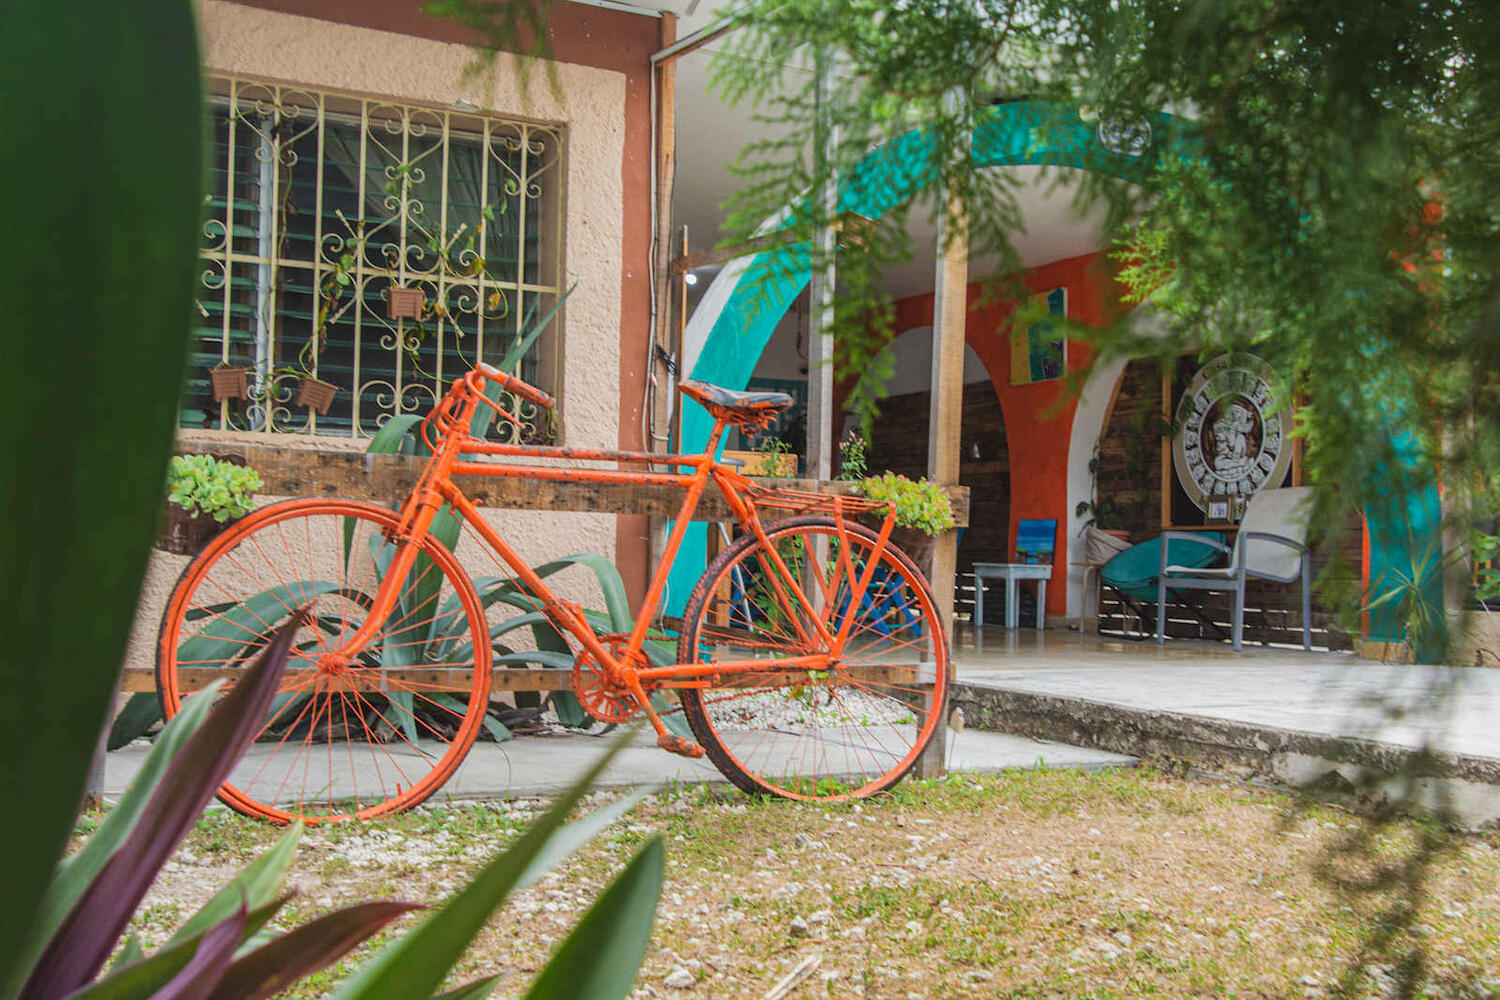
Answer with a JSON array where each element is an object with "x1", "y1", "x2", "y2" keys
[
  {"x1": 807, "y1": 909, "x2": 835, "y2": 925},
  {"x1": 788, "y1": 917, "x2": 811, "y2": 938},
  {"x1": 1409, "y1": 923, "x2": 1435, "y2": 937},
  {"x1": 663, "y1": 967, "x2": 695, "y2": 989},
  {"x1": 794, "y1": 833, "x2": 814, "y2": 849},
  {"x1": 961, "y1": 970, "x2": 994, "y2": 983},
  {"x1": 904, "y1": 919, "x2": 923, "y2": 937}
]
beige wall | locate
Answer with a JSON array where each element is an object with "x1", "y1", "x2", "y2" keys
[{"x1": 125, "y1": 5, "x2": 636, "y2": 685}]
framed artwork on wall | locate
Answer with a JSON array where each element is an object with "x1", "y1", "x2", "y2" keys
[{"x1": 1010, "y1": 287, "x2": 1067, "y2": 385}]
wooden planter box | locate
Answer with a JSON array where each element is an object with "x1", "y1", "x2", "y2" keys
[
  {"x1": 722, "y1": 448, "x2": 798, "y2": 478},
  {"x1": 295, "y1": 375, "x2": 339, "y2": 415},
  {"x1": 209, "y1": 366, "x2": 248, "y2": 402},
  {"x1": 157, "y1": 504, "x2": 230, "y2": 556},
  {"x1": 386, "y1": 286, "x2": 425, "y2": 320}
]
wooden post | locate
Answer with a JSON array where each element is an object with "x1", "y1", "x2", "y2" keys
[
  {"x1": 919, "y1": 145, "x2": 969, "y2": 778},
  {"x1": 651, "y1": 13, "x2": 678, "y2": 451},
  {"x1": 805, "y1": 51, "x2": 838, "y2": 481}
]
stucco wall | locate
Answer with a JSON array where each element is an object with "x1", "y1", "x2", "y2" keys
[{"x1": 123, "y1": 4, "x2": 635, "y2": 686}]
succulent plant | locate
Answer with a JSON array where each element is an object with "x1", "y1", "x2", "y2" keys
[
  {"x1": 166, "y1": 455, "x2": 262, "y2": 523},
  {"x1": 858, "y1": 472, "x2": 957, "y2": 536}
]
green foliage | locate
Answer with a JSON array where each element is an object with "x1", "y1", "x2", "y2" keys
[
  {"x1": 834, "y1": 429, "x2": 868, "y2": 482},
  {"x1": 14, "y1": 666, "x2": 661, "y2": 1000},
  {"x1": 857, "y1": 472, "x2": 956, "y2": 536},
  {"x1": 0, "y1": 0, "x2": 202, "y2": 991},
  {"x1": 710, "y1": 0, "x2": 1500, "y2": 653},
  {"x1": 750, "y1": 432, "x2": 796, "y2": 479},
  {"x1": 165, "y1": 455, "x2": 263, "y2": 523}
]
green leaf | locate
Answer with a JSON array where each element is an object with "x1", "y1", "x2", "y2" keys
[
  {"x1": 432, "y1": 975, "x2": 501, "y2": 1000},
  {"x1": 170, "y1": 824, "x2": 304, "y2": 944},
  {"x1": 430, "y1": 693, "x2": 511, "y2": 744},
  {"x1": 106, "y1": 693, "x2": 162, "y2": 751},
  {"x1": 327, "y1": 731, "x2": 646, "y2": 1000},
  {"x1": 513, "y1": 786, "x2": 653, "y2": 892},
  {"x1": 204, "y1": 901, "x2": 420, "y2": 1000},
  {"x1": 364, "y1": 415, "x2": 427, "y2": 458},
  {"x1": 520, "y1": 837, "x2": 663, "y2": 1000},
  {"x1": 111, "y1": 938, "x2": 142, "y2": 973},
  {"x1": 0, "y1": 1, "x2": 203, "y2": 993},
  {"x1": 61, "y1": 898, "x2": 289, "y2": 1000},
  {"x1": 496, "y1": 284, "x2": 574, "y2": 375},
  {"x1": 30, "y1": 693, "x2": 217, "y2": 982}
]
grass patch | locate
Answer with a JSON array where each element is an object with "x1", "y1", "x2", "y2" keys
[{"x1": 105, "y1": 766, "x2": 1499, "y2": 998}]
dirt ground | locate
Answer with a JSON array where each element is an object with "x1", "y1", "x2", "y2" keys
[{"x1": 114, "y1": 767, "x2": 1500, "y2": 999}]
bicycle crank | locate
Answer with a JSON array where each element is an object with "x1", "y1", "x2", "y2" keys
[{"x1": 571, "y1": 636, "x2": 652, "y2": 724}]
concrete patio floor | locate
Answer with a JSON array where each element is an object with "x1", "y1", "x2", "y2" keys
[
  {"x1": 103, "y1": 624, "x2": 1498, "y2": 822},
  {"x1": 952, "y1": 625, "x2": 1500, "y2": 826}
]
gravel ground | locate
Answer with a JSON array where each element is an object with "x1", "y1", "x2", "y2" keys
[{"x1": 104, "y1": 766, "x2": 1500, "y2": 999}]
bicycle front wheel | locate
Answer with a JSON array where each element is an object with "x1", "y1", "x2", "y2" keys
[
  {"x1": 156, "y1": 498, "x2": 492, "y2": 822},
  {"x1": 676, "y1": 516, "x2": 949, "y2": 800}
]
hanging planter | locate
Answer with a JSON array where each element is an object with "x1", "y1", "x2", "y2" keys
[
  {"x1": 295, "y1": 375, "x2": 339, "y2": 414},
  {"x1": 156, "y1": 454, "x2": 259, "y2": 556},
  {"x1": 209, "y1": 364, "x2": 248, "y2": 402},
  {"x1": 386, "y1": 285, "x2": 425, "y2": 320}
]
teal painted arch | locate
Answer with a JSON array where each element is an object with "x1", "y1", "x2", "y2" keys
[
  {"x1": 665, "y1": 100, "x2": 1442, "y2": 647},
  {"x1": 666, "y1": 100, "x2": 1179, "y2": 612}
]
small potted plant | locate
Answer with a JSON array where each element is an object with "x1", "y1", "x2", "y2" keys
[
  {"x1": 208, "y1": 361, "x2": 248, "y2": 402},
  {"x1": 856, "y1": 471, "x2": 956, "y2": 565},
  {"x1": 158, "y1": 453, "x2": 262, "y2": 555},
  {"x1": 294, "y1": 374, "x2": 339, "y2": 414},
  {"x1": 386, "y1": 284, "x2": 425, "y2": 320}
]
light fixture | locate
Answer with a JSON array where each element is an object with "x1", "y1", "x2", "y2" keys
[{"x1": 684, "y1": 272, "x2": 698, "y2": 286}]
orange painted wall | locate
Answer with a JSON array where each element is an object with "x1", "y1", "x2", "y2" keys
[{"x1": 845, "y1": 251, "x2": 1124, "y2": 618}]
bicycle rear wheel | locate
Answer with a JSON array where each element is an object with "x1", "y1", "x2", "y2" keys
[
  {"x1": 156, "y1": 498, "x2": 492, "y2": 822},
  {"x1": 676, "y1": 516, "x2": 949, "y2": 800}
]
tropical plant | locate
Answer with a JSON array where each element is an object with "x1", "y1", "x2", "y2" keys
[
  {"x1": 1, "y1": 0, "x2": 205, "y2": 985},
  {"x1": 165, "y1": 454, "x2": 263, "y2": 523},
  {"x1": 359, "y1": 284, "x2": 689, "y2": 740},
  {"x1": 14, "y1": 615, "x2": 663, "y2": 1000},
  {"x1": 749, "y1": 432, "x2": 796, "y2": 479},
  {"x1": 857, "y1": 472, "x2": 956, "y2": 536},
  {"x1": 835, "y1": 428, "x2": 868, "y2": 482}
]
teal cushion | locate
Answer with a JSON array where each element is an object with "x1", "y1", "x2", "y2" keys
[{"x1": 1100, "y1": 532, "x2": 1227, "y2": 602}]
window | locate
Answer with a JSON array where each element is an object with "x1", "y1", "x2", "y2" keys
[{"x1": 189, "y1": 77, "x2": 565, "y2": 441}]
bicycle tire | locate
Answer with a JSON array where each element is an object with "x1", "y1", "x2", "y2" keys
[
  {"x1": 676, "y1": 516, "x2": 949, "y2": 800},
  {"x1": 156, "y1": 497, "x2": 492, "y2": 823}
]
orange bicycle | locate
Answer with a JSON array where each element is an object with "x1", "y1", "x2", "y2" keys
[{"x1": 156, "y1": 363, "x2": 949, "y2": 822}]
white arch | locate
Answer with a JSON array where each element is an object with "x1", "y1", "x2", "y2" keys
[{"x1": 1064, "y1": 308, "x2": 1171, "y2": 616}]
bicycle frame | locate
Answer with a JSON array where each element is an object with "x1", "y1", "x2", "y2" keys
[{"x1": 334, "y1": 369, "x2": 900, "y2": 744}]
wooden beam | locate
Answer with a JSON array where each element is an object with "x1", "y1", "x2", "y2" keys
[
  {"x1": 172, "y1": 434, "x2": 969, "y2": 525},
  {"x1": 121, "y1": 666, "x2": 575, "y2": 694},
  {"x1": 669, "y1": 231, "x2": 796, "y2": 274},
  {"x1": 122, "y1": 664, "x2": 932, "y2": 695}
]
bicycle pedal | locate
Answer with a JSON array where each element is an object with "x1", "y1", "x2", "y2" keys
[{"x1": 657, "y1": 734, "x2": 705, "y2": 758}]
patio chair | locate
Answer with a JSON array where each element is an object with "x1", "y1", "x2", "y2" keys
[{"x1": 1156, "y1": 486, "x2": 1317, "y2": 651}]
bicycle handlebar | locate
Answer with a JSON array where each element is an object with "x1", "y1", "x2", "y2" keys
[{"x1": 475, "y1": 362, "x2": 554, "y2": 410}]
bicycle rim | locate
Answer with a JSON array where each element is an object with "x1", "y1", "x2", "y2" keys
[
  {"x1": 156, "y1": 498, "x2": 492, "y2": 822},
  {"x1": 677, "y1": 516, "x2": 949, "y2": 800}
]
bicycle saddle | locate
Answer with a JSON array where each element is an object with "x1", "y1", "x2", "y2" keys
[{"x1": 679, "y1": 380, "x2": 793, "y2": 431}]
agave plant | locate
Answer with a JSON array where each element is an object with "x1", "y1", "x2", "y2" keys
[{"x1": 13, "y1": 615, "x2": 663, "y2": 1000}]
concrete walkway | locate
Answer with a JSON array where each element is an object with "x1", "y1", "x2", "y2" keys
[
  {"x1": 955, "y1": 628, "x2": 1500, "y2": 759},
  {"x1": 103, "y1": 724, "x2": 1134, "y2": 804},
  {"x1": 952, "y1": 627, "x2": 1500, "y2": 826}
]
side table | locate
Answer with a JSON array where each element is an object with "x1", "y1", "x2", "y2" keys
[{"x1": 972, "y1": 562, "x2": 1052, "y2": 631}]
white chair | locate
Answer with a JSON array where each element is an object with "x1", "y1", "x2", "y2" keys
[{"x1": 1156, "y1": 486, "x2": 1316, "y2": 651}]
